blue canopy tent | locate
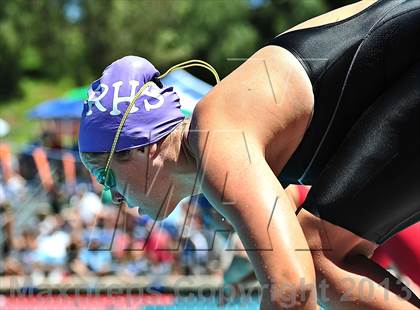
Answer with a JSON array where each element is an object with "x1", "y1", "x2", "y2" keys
[
  {"x1": 28, "y1": 69, "x2": 213, "y2": 120},
  {"x1": 161, "y1": 69, "x2": 213, "y2": 116},
  {"x1": 29, "y1": 98, "x2": 84, "y2": 120}
]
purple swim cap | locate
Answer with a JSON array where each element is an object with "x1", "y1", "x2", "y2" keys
[{"x1": 78, "y1": 56, "x2": 185, "y2": 153}]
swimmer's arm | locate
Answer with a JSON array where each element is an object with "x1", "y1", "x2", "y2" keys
[{"x1": 198, "y1": 139, "x2": 316, "y2": 309}]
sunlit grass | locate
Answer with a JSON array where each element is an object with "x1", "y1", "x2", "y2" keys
[{"x1": 0, "y1": 78, "x2": 75, "y2": 149}]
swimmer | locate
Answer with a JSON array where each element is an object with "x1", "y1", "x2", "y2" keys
[{"x1": 79, "y1": 1, "x2": 420, "y2": 309}]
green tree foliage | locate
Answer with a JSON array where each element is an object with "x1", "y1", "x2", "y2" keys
[
  {"x1": 0, "y1": 0, "x2": 355, "y2": 99},
  {"x1": 0, "y1": 0, "x2": 24, "y2": 99},
  {"x1": 0, "y1": 0, "x2": 87, "y2": 98},
  {"x1": 79, "y1": 0, "x2": 259, "y2": 79}
]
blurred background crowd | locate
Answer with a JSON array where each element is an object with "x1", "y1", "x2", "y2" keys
[{"x1": 0, "y1": 169, "x2": 234, "y2": 284}]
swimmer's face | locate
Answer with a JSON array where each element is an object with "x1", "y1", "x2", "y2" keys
[{"x1": 82, "y1": 144, "x2": 178, "y2": 220}]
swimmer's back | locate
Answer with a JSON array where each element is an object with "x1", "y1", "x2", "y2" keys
[{"x1": 268, "y1": 0, "x2": 420, "y2": 184}]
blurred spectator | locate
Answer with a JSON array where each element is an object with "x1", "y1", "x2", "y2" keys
[
  {"x1": 35, "y1": 219, "x2": 70, "y2": 266},
  {"x1": 41, "y1": 131, "x2": 62, "y2": 150},
  {"x1": 0, "y1": 201, "x2": 26, "y2": 276},
  {"x1": 0, "y1": 202, "x2": 13, "y2": 258},
  {"x1": 66, "y1": 233, "x2": 90, "y2": 277},
  {"x1": 70, "y1": 184, "x2": 102, "y2": 224},
  {"x1": 2, "y1": 256, "x2": 25, "y2": 275},
  {"x1": 0, "y1": 172, "x2": 27, "y2": 204},
  {"x1": 114, "y1": 239, "x2": 149, "y2": 277},
  {"x1": 0, "y1": 183, "x2": 5, "y2": 204},
  {"x1": 79, "y1": 231, "x2": 113, "y2": 276},
  {"x1": 47, "y1": 184, "x2": 65, "y2": 214},
  {"x1": 140, "y1": 222, "x2": 176, "y2": 287},
  {"x1": 144, "y1": 225, "x2": 175, "y2": 269},
  {"x1": 31, "y1": 214, "x2": 70, "y2": 283},
  {"x1": 15, "y1": 227, "x2": 38, "y2": 275},
  {"x1": 180, "y1": 214, "x2": 209, "y2": 275}
]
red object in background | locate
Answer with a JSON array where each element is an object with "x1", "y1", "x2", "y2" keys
[
  {"x1": 0, "y1": 294, "x2": 174, "y2": 310},
  {"x1": 372, "y1": 222, "x2": 420, "y2": 286},
  {"x1": 113, "y1": 232, "x2": 132, "y2": 259},
  {"x1": 371, "y1": 244, "x2": 392, "y2": 268},
  {"x1": 297, "y1": 185, "x2": 311, "y2": 206},
  {"x1": 144, "y1": 229, "x2": 175, "y2": 264}
]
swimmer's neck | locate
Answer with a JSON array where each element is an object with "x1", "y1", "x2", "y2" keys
[
  {"x1": 170, "y1": 118, "x2": 198, "y2": 189},
  {"x1": 181, "y1": 120, "x2": 196, "y2": 169},
  {"x1": 167, "y1": 120, "x2": 200, "y2": 197}
]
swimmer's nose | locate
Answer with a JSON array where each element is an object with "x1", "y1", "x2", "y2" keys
[{"x1": 111, "y1": 190, "x2": 125, "y2": 205}]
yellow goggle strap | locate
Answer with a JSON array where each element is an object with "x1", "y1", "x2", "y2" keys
[{"x1": 102, "y1": 59, "x2": 220, "y2": 195}]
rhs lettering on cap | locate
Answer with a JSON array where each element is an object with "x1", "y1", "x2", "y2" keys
[
  {"x1": 78, "y1": 55, "x2": 185, "y2": 153},
  {"x1": 85, "y1": 80, "x2": 164, "y2": 116}
]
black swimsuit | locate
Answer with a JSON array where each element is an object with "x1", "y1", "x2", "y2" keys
[{"x1": 268, "y1": 0, "x2": 420, "y2": 244}]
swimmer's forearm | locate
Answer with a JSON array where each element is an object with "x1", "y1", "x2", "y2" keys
[
  {"x1": 341, "y1": 255, "x2": 420, "y2": 308},
  {"x1": 314, "y1": 254, "x2": 420, "y2": 309},
  {"x1": 202, "y1": 155, "x2": 317, "y2": 309},
  {"x1": 231, "y1": 184, "x2": 316, "y2": 309}
]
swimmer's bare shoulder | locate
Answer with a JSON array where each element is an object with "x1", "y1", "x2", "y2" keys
[
  {"x1": 193, "y1": 45, "x2": 314, "y2": 175},
  {"x1": 187, "y1": 46, "x2": 317, "y2": 308}
]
